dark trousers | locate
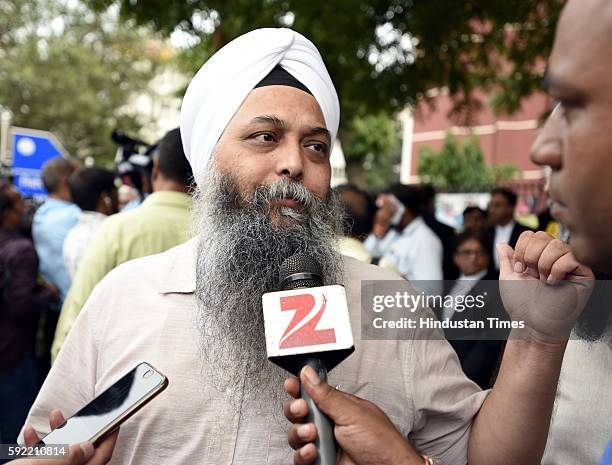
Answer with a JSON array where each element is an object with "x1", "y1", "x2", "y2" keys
[{"x1": 0, "y1": 353, "x2": 39, "y2": 456}]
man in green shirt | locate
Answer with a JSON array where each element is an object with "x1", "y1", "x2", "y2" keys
[{"x1": 51, "y1": 128, "x2": 193, "y2": 361}]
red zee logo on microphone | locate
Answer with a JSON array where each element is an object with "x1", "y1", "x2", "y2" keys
[
  {"x1": 263, "y1": 284, "x2": 353, "y2": 359},
  {"x1": 279, "y1": 293, "x2": 336, "y2": 348}
]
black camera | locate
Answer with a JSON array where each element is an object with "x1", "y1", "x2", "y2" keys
[{"x1": 111, "y1": 130, "x2": 156, "y2": 199}]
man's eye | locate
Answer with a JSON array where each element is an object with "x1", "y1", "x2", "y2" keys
[
  {"x1": 253, "y1": 133, "x2": 275, "y2": 142},
  {"x1": 308, "y1": 142, "x2": 329, "y2": 155}
]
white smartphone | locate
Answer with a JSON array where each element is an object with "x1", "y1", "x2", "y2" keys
[{"x1": 38, "y1": 362, "x2": 168, "y2": 446}]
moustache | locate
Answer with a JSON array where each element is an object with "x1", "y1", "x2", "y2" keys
[{"x1": 250, "y1": 180, "x2": 325, "y2": 215}]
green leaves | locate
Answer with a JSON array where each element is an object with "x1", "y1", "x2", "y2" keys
[
  {"x1": 342, "y1": 112, "x2": 401, "y2": 190},
  {"x1": 0, "y1": 0, "x2": 162, "y2": 164},
  {"x1": 417, "y1": 133, "x2": 518, "y2": 192},
  {"x1": 86, "y1": 0, "x2": 563, "y2": 126},
  {"x1": 85, "y1": 0, "x2": 562, "y2": 186}
]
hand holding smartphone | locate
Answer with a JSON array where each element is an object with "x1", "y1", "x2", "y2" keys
[
  {"x1": 18, "y1": 425, "x2": 117, "y2": 465},
  {"x1": 36, "y1": 362, "x2": 168, "y2": 447}
]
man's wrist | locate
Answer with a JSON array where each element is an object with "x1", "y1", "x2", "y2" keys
[
  {"x1": 373, "y1": 224, "x2": 391, "y2": 237},
  {"x1": 399, "y1": 453, "x2": 437, "y2": 465},
  {"x1": 502, "y1": 336, "x2": 568, "y2": 391},
  {"x1": 394, "y1": 441, "x2": 428, "y2": 465},
  {"x1": 421, "y1": 456, "x2": 438, "y2": 465},
  {"x1": 508, "y1": 327, "x2": 570, "y2": 352}
]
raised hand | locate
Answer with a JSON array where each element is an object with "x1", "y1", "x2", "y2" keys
[{"x1": 497, "y1": 231, "x2": 594, "y2": 342}]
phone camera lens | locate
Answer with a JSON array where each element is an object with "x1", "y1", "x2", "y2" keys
[{"x1": 143, "y1": 369, "x2": 153, "y2": 379}]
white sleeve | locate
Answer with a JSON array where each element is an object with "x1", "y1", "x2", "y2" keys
[
  {"x1": 411, "y1": 233, "x2": 444, "y2": 294},
  {"x1": 363, "y1": 233, "x2": 381, "y2": 256},
  {"x1": 62, "y1": 230, "x2": 77, "y2": 280},
  {"x1": 409, "y1": 335, "x2": 489, "y2": 464},
  {"x1": 364, "y1": 230, "x2": 399, "y2": 258}
]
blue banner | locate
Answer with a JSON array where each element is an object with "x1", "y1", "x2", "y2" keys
[{"x1": 11, "y1": 127, "x2": 66, "y2": 198}]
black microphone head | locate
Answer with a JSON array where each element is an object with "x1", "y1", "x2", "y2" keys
[{"x1": 278, "y1": 253, "x2": 323, "y2": 290}]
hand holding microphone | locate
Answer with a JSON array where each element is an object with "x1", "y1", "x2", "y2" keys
[
  {"x1": 263, "y1": 253, "x2": 354, "y2": 465},
  {"x1": 263, "y1": 253, "x2": 423, "y2": 465},
  {"x1": 283, "y1": 366, "x2": 423, "y2": 465}
]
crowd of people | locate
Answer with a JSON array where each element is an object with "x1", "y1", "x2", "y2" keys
[
  {"x1": 337, "y1": 183, "x2": 543, "y2": 389},
  {"x1": 338, "y1": 183, "x2": 538, "y2": 279},
  {"x1": 0, "y1": 0, "x2": 611, "y2": 464},
  {"x1": 1, "y1": 139, "x2": 544, "y2": 447},
  {"x1": 0, "y1": 128, "x2": 193, "y2": 454}
]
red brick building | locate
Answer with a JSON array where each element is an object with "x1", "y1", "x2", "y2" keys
[{"x1": 400, "y1": 88, "x2": 553, "y2": 184}]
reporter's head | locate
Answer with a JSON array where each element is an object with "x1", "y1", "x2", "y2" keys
[{"x1": 531, "y1": 0, "x2": 612, "y2": 271}]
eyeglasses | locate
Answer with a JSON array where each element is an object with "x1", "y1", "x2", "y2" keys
[{"x1": 455, "y1": 249, "x2": 487, "y2": 258}]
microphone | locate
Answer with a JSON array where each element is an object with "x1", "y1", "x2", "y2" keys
[{"x1": 262, "y1": 253, "x2": 354, "y2": 465}]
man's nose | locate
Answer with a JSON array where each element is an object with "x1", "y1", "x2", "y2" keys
[
  {"x1": 530, "y1": 107, "x2": 563, "y2": 170},
  {"x1": 275, "y1": 142, "x2": 304, "y2": 181}
]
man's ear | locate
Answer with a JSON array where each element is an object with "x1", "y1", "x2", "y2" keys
[
  {"x1": 151, "y1": 158, "x2": 161, "y2": 181},
  {"x1": 95, "y1": 193, "x2": 107, "y2": 214},
  {"x1": 61, "y1": 178, "x2": 73, "y2": 200},
  {"x1": 399, "y1": 208, "x2": 413, "y2": 228}
]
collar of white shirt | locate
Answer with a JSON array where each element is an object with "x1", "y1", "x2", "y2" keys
[
  {"x1": 457, "y1": 269, "x2": 488, "y2": 282},
  {"x1": 494, "y1": 221, "x2": 515, "y2": 242},
  {"x1": 401, "y1": 215, "x2": 426, "y2": 237},
  {"x1": 79, "y1": 211, "x2": 107, "y2": 223}
]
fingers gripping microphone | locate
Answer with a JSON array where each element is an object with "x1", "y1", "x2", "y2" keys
[{"x1": 263, "y1": 253, "x2": 354, "y2": 465}]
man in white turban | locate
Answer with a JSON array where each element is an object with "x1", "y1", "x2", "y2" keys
[
  {"x1": 15, "y1": 27, "x2": 593, "y2": 465},
  {"x1": 181, "y1": 27, "x2": 340, "y2": 183}
]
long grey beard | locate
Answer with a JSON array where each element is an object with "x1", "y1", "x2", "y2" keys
[{"x1": 193, "y1": 168, "x2": 344, "y2": 414}]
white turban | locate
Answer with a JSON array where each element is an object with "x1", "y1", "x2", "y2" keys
[{"x1": 180, "y1": 28, "x2": 340, "y2": 184}]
